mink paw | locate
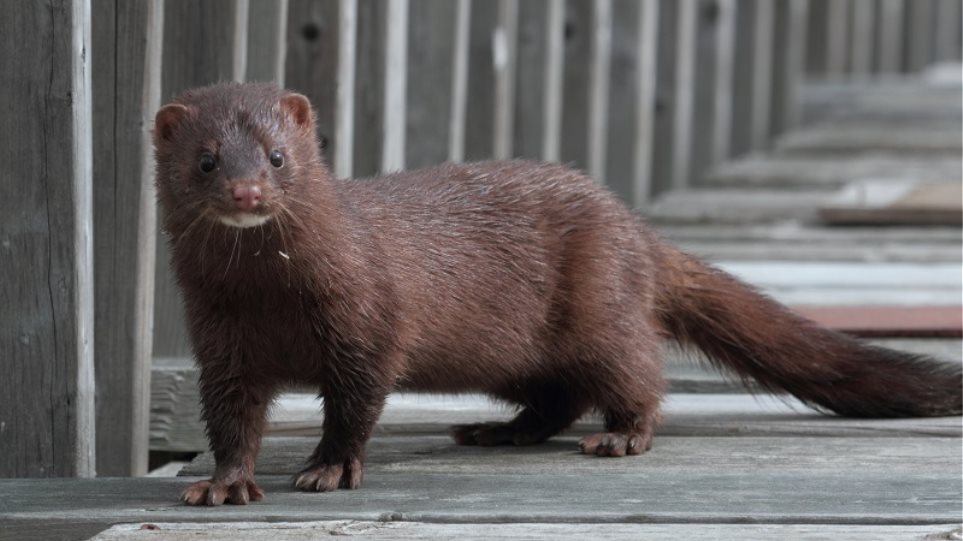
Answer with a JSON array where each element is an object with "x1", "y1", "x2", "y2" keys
[
  {"x1": 579, "y1": 432, "x2": 651, "y2": 457},
  {"x1": 294, "y1": 457, "x2": 364, "y2": 492},
  {"x1": 181, "y1": 477, "x2": 264, "y2": 506}
]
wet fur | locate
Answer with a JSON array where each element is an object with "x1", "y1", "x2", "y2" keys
[{"x1": 154, "y1": 83, "x2": 962, "y2": 506}]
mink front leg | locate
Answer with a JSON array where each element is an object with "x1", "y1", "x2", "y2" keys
[
  {"x1": 181, "y1": 367, "x2": 274, "y2": 506},
  {"x1": 294, "y1": 375, "x2": 389, "y2": 492}
]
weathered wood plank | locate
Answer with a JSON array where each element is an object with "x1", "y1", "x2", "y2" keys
[
  {"x1": 448, "y1": 0, "x2": 471, "y2": 162},
  {"x1": 334, "y1": 0, "x2": 357, "y2": 178},
  {"x1": 154, "y1": 0, "x2": 251, "y2": 359},
  {"x1": 90, "y1": 0, "x2": 163, "y2": 477},
  {"x1": 670, "y1": 0, "x2": 697, "y2": 188},
  {"x1": 405, "y1": 0, "x2": 457, "y2": 169},
  {"x1": 464, "y1": 0, "x2": 497, "y2": 160},
  {"x1": 558, "y1": 0, "x2": 593, "y2": 171},
  {"x1": 630, "y1": 0, "x2": 659, "y2": 206},
  {"x1": 181, "y1": 434, "x2": 963, "y2": 476},
  {"x1": 380, "y1": 0, "x2": 409, "y2": 172},
  {"x1": 540, "y1": 0, "x2": 564, "y2": 162},
  {"x1": 1, "y1": 458, "x2": 959, "y2": 524},
  {"x1": 0, "y1": 0, "x2": 95, "y2": 477},
  {"x1": 749, "y1": 0, "x2": 774, "y2": 149},
  {"x1": 88, "y1": 522, "x2": 963, "y2": 541},
  {"x1": 351, "y1": 0, "x2": 387, "y2": 176},
  {"x1": 586, "y1": 0, "x2": 612, "y2": 181},
  {"x1": 706, "y1": 156, "x2": 963, "y2": 188},
  {"x1": 877, "y1": 0, "x2": 904, "y2": 74},
  {"x1": 246, "y1": 0, "x2": 288, "y2": 84},
  {"x1": 492, "y1": 0, "x2": 519, "y2": 160}
]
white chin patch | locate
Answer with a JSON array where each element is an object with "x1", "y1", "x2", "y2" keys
[{"x1": 218, "y1": 213, "x2": 273, "y2": 228}]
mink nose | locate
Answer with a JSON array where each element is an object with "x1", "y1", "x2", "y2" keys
[{"x1": 232, "y1": 185, "x2": 262, "y2": 211}]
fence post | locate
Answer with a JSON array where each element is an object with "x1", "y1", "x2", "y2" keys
[
  {"x1": 246, "y1": 0, "x2": 289, "y2": 84},
  {"x1": 381, "y1": 0, "x2": 409, "y2": 172},
  {"x1": 90, "y1": 0, "x2": 163, "y2": 477},
  {"x1": 0, "y1": 0, "x2": 95, "y2": 477}
]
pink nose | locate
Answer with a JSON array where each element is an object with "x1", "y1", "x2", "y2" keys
[{"x1": 232, "y1": 185, "x2": 262, "y2": 211}]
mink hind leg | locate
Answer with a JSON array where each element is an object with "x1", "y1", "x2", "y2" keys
[
  {"x1": 577, "y1": 335, "x2": 666, "y2": 457},
  {"x1": 451, "y1": 381, "x2": 591, "y2": 446}
]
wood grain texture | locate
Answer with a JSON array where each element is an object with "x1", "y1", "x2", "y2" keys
[
  {"x1": 246, "y1": 0, "x2": 288, "y2": 84},
  {"x1": 153, "y1": 0, "x2": 250, "y2": 359},
  {"x1": 90, "y1": 0, "x2": 162, "y2": 477},
  {"x1": 88, "y1": 522, "x2": 963, "y2": 541},
  {"x1": 405, "y1": 0, "x2": 457, "y2": 169},
  {"x1": 350, "y1": 0, "x2": 386, "y2": 177},
  {"x1": 464, "y1": 0, "x2": 498, "y2": 160},
  {"x1": 0, "y1": 0, "x2": 95, "y2": 478}
]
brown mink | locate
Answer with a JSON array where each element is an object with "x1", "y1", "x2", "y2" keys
[{"x1": 152, "y1": 82, "x2": 962, "y2": 506}]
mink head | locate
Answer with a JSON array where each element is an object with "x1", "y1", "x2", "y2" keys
[{"x1": 153, "y1": 82, "x2": 326, "y2": 232}]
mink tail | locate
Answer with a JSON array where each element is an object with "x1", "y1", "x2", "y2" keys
[{"x1": 654, "y1": 246, "x2": 962, "y2": 417}]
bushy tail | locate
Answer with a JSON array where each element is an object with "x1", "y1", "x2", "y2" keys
[{"x1": 655, "y1": 247, "x2": 962, "y2": 417}]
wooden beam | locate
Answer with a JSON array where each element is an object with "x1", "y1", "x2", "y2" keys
[
  {"x1": 335, "y1": 0, "x2": 357, "y2": 178},
  {"x1": 246, "y1": 0, "x2": 289, "y2": 84},
  {"x1": 849, "y1": 0, "x2": 874, "y2": 76},
  {"x1": 0, "y1": 0, "x2": 95, "y2": 477},
  {"x1": 670, "y1": 0, "x2": 698, "y2": 189},
  {"x1": 90, "y1": 0, "x2": 163, "y2": 477},
  {"x1": 630, "y1": 0, "x2": 658, "y2": 207},
  {"x1": 541, "y1": 0, "x2": 565, "y2": 162},
  {"x1": 877, "y1": 0, "x2": 905, "y2": 74},
  {"x1": 771, "y1": 0, "x2": 809, "y2": 136},
  {"x1": 587, "y1": 0, "x2": 612, "y2": 182},
  {"x1": 711, "y1": 0, "x2": 737, "y2": 164},
  {"x1": 935, "y1": 0, "x2": 963, "y2": 62},
  {"x1": 907, "y1": 0, "x2": 934, "y2": 73},
  {"x1": 825, "y1": 0, "x2": 850, "y2": 77},
  {"x1": 448, "y1": 0, "x2": 471, "y2": 162},
  {"x1": 750, "y1": 0, "x2": 774, "y2": 149},
  {"x1": 381, "y1": 0, "x2": 409, "y2": 172},
  {"x1": 492, "y1": 0, "x2": 518, "y2": 160}
]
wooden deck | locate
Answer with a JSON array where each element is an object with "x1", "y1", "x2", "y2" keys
[
  {"x1": 3, "y1": 73, "x2": 961, "y2": 541},
  {"x1": 2, "y1": 391, "x2": 961, "y2": 541}
]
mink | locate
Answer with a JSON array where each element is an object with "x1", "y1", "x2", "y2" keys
[{"x1": 152, "y1": 82, "x2": 962, "y2": 506}]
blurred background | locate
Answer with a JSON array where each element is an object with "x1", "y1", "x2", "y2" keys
[{"x1": 1, "y1": 0, "x2": 961, "y2": 480}]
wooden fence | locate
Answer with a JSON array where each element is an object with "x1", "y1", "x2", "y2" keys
[{"x1": 1, "y1": 0, "x2": 960, "y2": 478}]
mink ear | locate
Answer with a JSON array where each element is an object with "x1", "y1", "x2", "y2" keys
[
  {"x1": 280, "y1": 93, "x2": 314, "y2": 130},
  {"x1": 154, "y1": 103, "x2": 190, "y2": 144}
]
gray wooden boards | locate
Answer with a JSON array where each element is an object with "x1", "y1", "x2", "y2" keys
[
  {"x1": 0, "y1": 0, "x2": 95, "y2": 477},
  {"x1": 819, "y1": 180, "x2": 963, "y2": 226},
  {"x1": 87, "y1": 522, "x2": 963, "y2": 541},
  {"x1": 90, "y1": 0, "x2": 163, "y2": 477},
  {"x1": 1, "y1": 428, "x2": 960, "y2": 536}
]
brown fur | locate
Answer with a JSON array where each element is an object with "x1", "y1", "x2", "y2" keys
[{"x1": 153, "y1": 82, "x2": 962, "y2": 506}]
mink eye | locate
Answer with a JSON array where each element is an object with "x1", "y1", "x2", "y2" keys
[
  {"x1": 269, "y1": 149, "x2": 284, "y2": 168},
  {"x1": 198, "y1": 153, "x2": 216, "y2": 173}
]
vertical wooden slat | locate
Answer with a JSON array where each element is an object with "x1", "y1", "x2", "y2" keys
[
  {"x1": 649, "y1": 0, "x2": 679, "y2": 196},
  {"x1": 907, "y1": 0, "x2": 934, "y2": 72},
  {"x1": 234, "y1": 0, "x2": 251, "y2": 81},
  {"x1": 493, "y1": 0, "x2": 519, "y2": 160},
  {"x1": 631, "y1": 0, "x2": 658, "y2": 206},
  {"x1": 712, "y1": 0, "x2": 737, "y2": 165},
  {"x1": 849, "y1": 0, "x2": 874, "y2": 76},
  {"x1": 449, "y1": 0, "x2": 471, "y2": 162},
  {"x1": 670, "y1": 0, "x2": 698, "y2": 189},
  {"x1": 351, "y1": 0, "x2": 386, "y2": 176},
  {"x1": 246, "y1": 0, "x2": 289, "y2": 84},
  {"x1": 154, "y1": 0, "x2": 252, "y2": 359},
  {"x1": 750, "y1": 0, "x2": 774, "y2": 150},
  {"x1": 407, "y1": 0, "x2": 458, "y2": 169},
  {"x1": 826, "y1": 0, "x2": 850, "y2": 77},
  {"x1": 935, "y1": 0, "x2": 963, "y2": 61},
  {"x1": 771, "y1": 0, "x2": 809, "y2": 137},
  {"x1": 513, "y1": 0, "x2": 550, "y2": 160},
  {"x1": 542, "y1": 0, "x2": 565, "y2": 162},
  {"x1": 335, "y1": 0, "x2": 357, "y2": 178},
  {"x1": 91, "y1": 0, "x2": 163, "y2": 477},
  {"x1": 465, "y1": 1, "x2": 498, "y2": 161},
  {"x1": 587, "y1": 0, "x2": 612, "y2": 182},
  {"x1": 0, "y1": 0, "x2": 95, "y2": 477},
  {"x1": 381, "y1": 0, "x2": 409, "y2": 172},
  {"x1": 878, "y1": 0, "x2": 905, "y2": 74}
]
